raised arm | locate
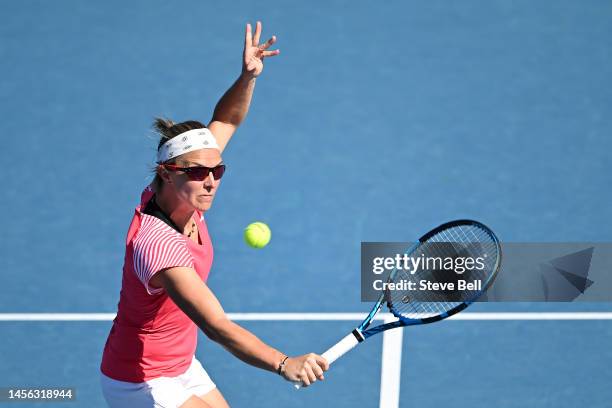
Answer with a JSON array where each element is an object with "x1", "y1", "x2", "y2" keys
[
  {"x1": 150, "y1": 267, "x2": 328, "y2": 387},
  {"x1": 208, "y1": 21, "x2": 280, "y2": 153}
]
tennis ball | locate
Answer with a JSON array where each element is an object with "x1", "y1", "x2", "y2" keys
[{"x1": 244, "y1": 222, "x2": 271, "y2": 248}]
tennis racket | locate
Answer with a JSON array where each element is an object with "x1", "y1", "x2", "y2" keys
[{"x1": 294, "y1": 219, "x2": 501, "y2": 389}]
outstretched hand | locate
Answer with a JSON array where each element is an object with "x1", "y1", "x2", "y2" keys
[{"x1": 242, "y1": 21, "x2": 280, "y2": 78}]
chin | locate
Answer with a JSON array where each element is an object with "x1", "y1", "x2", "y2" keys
[
  {"x1": 197, "y1": 201, "x2": 213, "y2": 212},
  {"x1": 192, "y1": 195, "x2": 214, "y2": 211}
]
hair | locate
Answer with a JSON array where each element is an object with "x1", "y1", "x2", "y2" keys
[{"x1": 150, "y1": 117, "x2": 207, "y2": 192}]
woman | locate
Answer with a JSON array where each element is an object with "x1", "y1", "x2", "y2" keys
[{"x1": 100, "y1": 22, "x2": 328, "y2": 408}]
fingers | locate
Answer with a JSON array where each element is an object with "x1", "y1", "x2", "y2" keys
[
  {"x1": 305, "y1": 365, "x2": 318, "y2": 384},
  {"x1": 299, "y1": 366, "x2": 317, "y2": 387},
  {"x1": 300, "y1": 353, "x2": 326, "y2": 387},
  {"x1": 300, "y1": 370, "x2": 312, "y2": 387},
  {"x1": 261, "y1": 50, "x2": 280, "y2": 58},
  {"x1": 244, "y1": 23, "x2": 252, "y2": 48},
  {"x1": 259, "y1": 36, "x2": 280, "y2": 58},
  {"x1": 253, "y1": 21, "x2": 262, "y2": 46},
  {"x1": 259, "y1": 35, "x2": 276, "y2": 50},
  {"x1": 284, "y1": 353, "x2": 328, "y2": 387},
  {"x1": 311, "y1": 362, "x2": 325, "y2": 381},
  {"x1": 315, "y1": 354, "x2": 330, "y2": 372},
  {"x1": 297, "y1": 361, "x2": 312, "y2": 387}
]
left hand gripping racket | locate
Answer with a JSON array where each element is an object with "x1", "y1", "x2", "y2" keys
[{"x1": 293, "y1": 219, "x2": 501, "y2": 389}]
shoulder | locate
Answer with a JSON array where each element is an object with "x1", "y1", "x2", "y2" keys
[
  {"x1": 132, "y1": 215, "x2": 192, "y2": 267},
  {"x1": 131, "y1": 215, "x2": 194, "y2": 292},
  {"x1": 134, "y1": 214, "x2": 187, "y2": 250}
]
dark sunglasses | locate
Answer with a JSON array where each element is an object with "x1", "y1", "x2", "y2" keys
[{"x1": 162, "y1": 163, "x2": 226, "y2": 181}]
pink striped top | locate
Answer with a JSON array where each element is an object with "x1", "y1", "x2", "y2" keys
[{"x1": 101, "y1": 185, "x2": 214, "y2": 382}]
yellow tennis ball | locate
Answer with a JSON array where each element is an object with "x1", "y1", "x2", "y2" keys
[{"x1": 244, "y1": 222, "x2": 271, "y2": 248}]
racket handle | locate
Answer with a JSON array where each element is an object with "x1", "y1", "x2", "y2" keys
[
  {"x1": 293, "y1": 329, "x2": 364, "y2": 389},
  {"x1": 321, "y1": 329, "x2": 363, "y2": 364}
]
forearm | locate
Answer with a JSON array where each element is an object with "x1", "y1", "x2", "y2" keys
[
  {"x1": 204, "y1": 318, "x2": 284, "y2": 373},
  {"x1": 160, "y1": 270, "x2": 289, "y2": 374},
  {"x1": 211, "y1": 74, "x2": 256, "y2": 127}
]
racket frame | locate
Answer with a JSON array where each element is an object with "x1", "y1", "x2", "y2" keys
[
  {"x1": 360, "y1": 219, "x2": 501, "y2": 338},
  {"x1": 293, "y1": 219, "x2": 501, "y2": 388}
]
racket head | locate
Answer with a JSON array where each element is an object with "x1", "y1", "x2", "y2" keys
[{"x1": 385, "y1": 219, "x2": 501, "y2": 325}]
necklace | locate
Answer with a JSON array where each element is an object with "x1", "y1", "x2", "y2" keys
[{"x1": 186, "y1": 220, "x2": 197, "y2": 238}]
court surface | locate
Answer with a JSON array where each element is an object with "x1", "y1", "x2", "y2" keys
[{"x1": 1, "y1": 1, "x2": 611, "y2": 406}]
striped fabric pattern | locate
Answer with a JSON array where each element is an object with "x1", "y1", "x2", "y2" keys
[{"x1": 132, "y1": 214, "x2": 194, "y2": 295}]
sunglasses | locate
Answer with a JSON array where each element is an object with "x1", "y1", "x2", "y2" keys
[{"x1": 162, "y1": 163, "x2": 226, "y2": 181}]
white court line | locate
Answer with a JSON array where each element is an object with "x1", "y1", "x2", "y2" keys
[
  {"x1": 0, "y1": 312, "x2": 611, "y2": 321},
  {"x1": 379, "y1": 316, "x2": 403, "y2": 408}
]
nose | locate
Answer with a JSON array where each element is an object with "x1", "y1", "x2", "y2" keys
[{"x1": 203, "y1": 171, "x2": 217, "y2": 190}]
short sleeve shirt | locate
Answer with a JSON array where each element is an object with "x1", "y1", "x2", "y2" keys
[{"x1": 101, "y1": 186, "x2": 214, "y2": 382}]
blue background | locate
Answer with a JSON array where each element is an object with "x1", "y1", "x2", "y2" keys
[{"x1": 1, "y1": 1, "x2": 610, "y2": 406}]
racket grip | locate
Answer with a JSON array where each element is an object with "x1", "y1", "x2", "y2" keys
[
  {"x1": 293, "y1": 329, "x2": 364, "y2": 390},
  {"x1": 321, "y1": 329, "x2": 363, "y2": 364}
]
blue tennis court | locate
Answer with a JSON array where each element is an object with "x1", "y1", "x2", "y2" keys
[{"x1": 1, "y1": 1, "x2": 611, "y2": 406}]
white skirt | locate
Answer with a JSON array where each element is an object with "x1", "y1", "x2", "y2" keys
[{"x1": 100, "y1": 357, "x2": 216, "y2": 408}]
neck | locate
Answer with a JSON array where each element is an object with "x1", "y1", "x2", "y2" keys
[{"x1": 154, "y1": 186, "x2": 195, "y2": 233}]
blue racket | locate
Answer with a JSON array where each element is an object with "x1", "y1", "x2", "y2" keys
[{"x1": 294, "y1": 219, "x2": 501, "y2": 389}]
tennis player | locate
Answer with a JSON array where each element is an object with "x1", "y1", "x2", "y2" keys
[{"x1": 100, "y1": 22, "x2": 328, "y2": 408}]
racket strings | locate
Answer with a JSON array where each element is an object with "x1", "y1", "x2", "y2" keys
[{"x1": 388, "y1": 223, "x2": 499, "y2": 319}]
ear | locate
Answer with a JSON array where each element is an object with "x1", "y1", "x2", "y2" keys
[{"x1": 157, "y1": 165, "x2": 172, "y2": 184}]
